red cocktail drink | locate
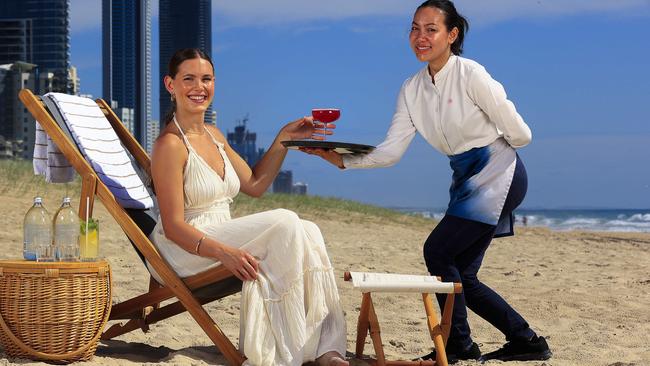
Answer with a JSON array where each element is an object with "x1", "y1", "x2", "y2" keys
[
  {"x1": 312, "y1": 108, "x2": 340, "y2": 138},
  {"x1": 312, "y1": 108, "x2": 340, "y2": 123}
]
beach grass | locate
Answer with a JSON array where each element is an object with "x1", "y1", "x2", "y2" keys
[
  {"x1": 232, "y1": 193, "x2": 435, "y2": 227},
  {"x1": 0, "y1": 159, "x2": 434, "y2": 227},
  {"x1": 0, "y1": 159, "x2": 81, "y2": 197}
]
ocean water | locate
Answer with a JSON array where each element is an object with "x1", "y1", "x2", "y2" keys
[{"x1": 393, "y1": 208, "x2": 650, "y2": 233}]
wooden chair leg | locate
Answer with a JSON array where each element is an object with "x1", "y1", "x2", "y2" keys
[
  {"x1": 440, "y1": 293, "x2": 455, "y2": 345},
  {"x1": 356, "y1": 292, "x2": 372, "y2": 358},
  {"x1": 422, "y1": 293, "x2": 448, "y2": 366},
  {"x1": 367, "y1": 294, "x2": 386, "y2": 366}
]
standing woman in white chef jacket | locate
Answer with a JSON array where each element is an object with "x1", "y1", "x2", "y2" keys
[{"x1": 302, "y1": 0, "x2": 552, "y2": 363}]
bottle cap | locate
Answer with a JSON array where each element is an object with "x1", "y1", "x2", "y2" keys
[
  {"x1": 63, "y1": 197, "x2": 71, "y2": 204},
  {"x1": 34, "y1": 197, "x2": 42, "y2": 204}
]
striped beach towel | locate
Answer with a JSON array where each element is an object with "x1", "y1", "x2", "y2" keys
[
  {"x1": 33, "y1": 121, "x2": 75, "y2": 183},
  {"x1": 39, "y1": 93, "x2": 153, "y2": 209}
]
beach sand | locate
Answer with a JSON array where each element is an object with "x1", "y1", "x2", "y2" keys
[{"x1": 0, "y1": 192, "x2": 648, "y2": 366}]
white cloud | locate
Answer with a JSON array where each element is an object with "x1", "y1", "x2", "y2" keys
[
  {"x1": 68, "y1": 0, "x2": 649, "y2": 33},
  {"x1": 69, "y1": 0, "x2": 159, "y2": 34},
  {"x1": 349, "y1": 26, "x2": 378, "y2": 34},
  {"x1": 213, "y1": 42, "x2": 231, "y2": 54},
  {"x1": 212, "y1": 0, "x2": 650, "y2": 27},
  {"x1": 456, "y1": 0, "x2": 650, "y2": 25},
  {"x1": 212, "y1": 0, "x2": 418, "y2": 26},
  {"x1": 70, "y1": 0, "x2": 101, "y2": 33},
  {"x1": 291, "y1": 25, "x2": 331, "y2": 35}
]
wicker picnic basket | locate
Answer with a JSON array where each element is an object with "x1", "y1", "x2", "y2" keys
[{"x1": 0, "y1": 260, "x2": 112, "y2": 364}]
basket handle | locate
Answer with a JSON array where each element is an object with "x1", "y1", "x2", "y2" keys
[{"x1": 0, "y1": 270, "x2": 113, "y2": 361}]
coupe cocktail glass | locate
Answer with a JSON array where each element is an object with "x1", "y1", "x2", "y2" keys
[{"x1": 311, "y1": 108, "x2": 340, "y2": 137}]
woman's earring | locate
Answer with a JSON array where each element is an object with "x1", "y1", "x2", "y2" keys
[{"x1": 170, "y1": 93, "x2": 176, "y2": 102}]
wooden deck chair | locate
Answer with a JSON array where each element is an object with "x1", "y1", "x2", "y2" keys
[
  {"x1": 19, "y1": 88, "x2": 246, "y2": 366},
  {"x1": 344, "y1": 271, "x2": 462, "y2": 366}
]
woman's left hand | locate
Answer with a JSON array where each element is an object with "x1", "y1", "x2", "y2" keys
[{"x1": 279, "y1": 116, "x2": 335, "y2": 141}]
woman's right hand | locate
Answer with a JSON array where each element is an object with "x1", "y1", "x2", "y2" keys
[
  {"x1": 216, "y1": 245, "x2": 259, "y2": 281},
  {"x1": 300, "y1": 148, "x2": 345, "y2": 169}
]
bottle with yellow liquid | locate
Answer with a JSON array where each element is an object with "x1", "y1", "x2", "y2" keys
[{"x1": 79, "y1": 218, "x2": 99, "y2": 262}]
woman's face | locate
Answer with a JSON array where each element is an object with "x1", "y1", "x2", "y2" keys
[
  {"x1": 409, "y1": 6, "x2": 457, "y2": 65},
  {"x1": 165, "y1": 57, "x2": 215, "y2": 115}
]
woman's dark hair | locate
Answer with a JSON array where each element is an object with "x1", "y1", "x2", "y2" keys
[
  {"x1": 163, "y1": 48, "x2": 214, "y2": 125},
  {"x1": 416, "y1": 0, "x2": 469, "y2": 55}
]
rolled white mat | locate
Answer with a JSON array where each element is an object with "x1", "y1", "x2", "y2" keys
[{"x1": 348, "y1": 271, "x2": 456, "y2": 293}]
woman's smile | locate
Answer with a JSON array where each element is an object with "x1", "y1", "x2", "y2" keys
[{"x1": 188, "y1": 94, "x2": 208, "y2": 104}]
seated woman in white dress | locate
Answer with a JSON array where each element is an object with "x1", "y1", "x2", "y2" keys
[{"x1": 149, "y1": 48, "x2": 348, "y2": 366}]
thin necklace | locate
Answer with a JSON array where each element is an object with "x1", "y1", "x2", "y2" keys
[{"x1": 173, "y1": 114, "x2": 205, "y2": 136}]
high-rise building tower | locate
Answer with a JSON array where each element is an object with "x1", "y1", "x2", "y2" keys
[
  {"x1": 226, "y1": 116, "x2": 265, "y2": 166},
  {"x1": 102, "y1": 0, "x2": 152, "y2": 147},
  {"x1": 292, "y1": 182, "x2": 308, "y2": 195},
  {"x1": 68, "y1": 65, "x2": 79, "y2": 95},
  {"x1": 273, "y1": 171, "x2": 293, "y2": 194},
  {"x1": 0, "y1": 0, "x2": 71, "y2": 93},
  {"x1": 0, "y1": 19, "x2": 33, "y2": 67},
  {"x1": 146, "y1": 119, "x2": 159, "y2": 154},
  {"x1": 0, "y1": 62, "x2": 55, "y2": 159},
  {"x1": 159, "y1": 0, "x2": 212, "y2": 127}
]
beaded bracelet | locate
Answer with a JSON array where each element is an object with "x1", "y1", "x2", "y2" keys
[{"x1": 195, "y1": 235, "x2": 206, "y2": 255}]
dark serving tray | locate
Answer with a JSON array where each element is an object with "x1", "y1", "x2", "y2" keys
[{"x1": 281, "y1": 140, "x2": 375, "y2": 154}]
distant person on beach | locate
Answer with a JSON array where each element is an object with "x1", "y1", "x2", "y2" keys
[
  {"x1": 302, "y1": 0, "x2": 551, "y2": 362},
  {"x1": 150, "y1": 48, "x2": 348, "y2": 366}
]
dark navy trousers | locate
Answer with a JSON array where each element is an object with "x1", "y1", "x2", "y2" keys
[{"x1": 423, "y1": 156, "x2": 535, "y2": 350}]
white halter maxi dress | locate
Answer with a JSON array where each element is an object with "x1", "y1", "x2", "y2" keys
[{"x1": 148, "y1": 119, "x2": 347, "y2": 366}]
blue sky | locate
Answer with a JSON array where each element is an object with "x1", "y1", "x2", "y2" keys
[{"x1": 70, "y1": 0, "x2": 650, "y2": 209}]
